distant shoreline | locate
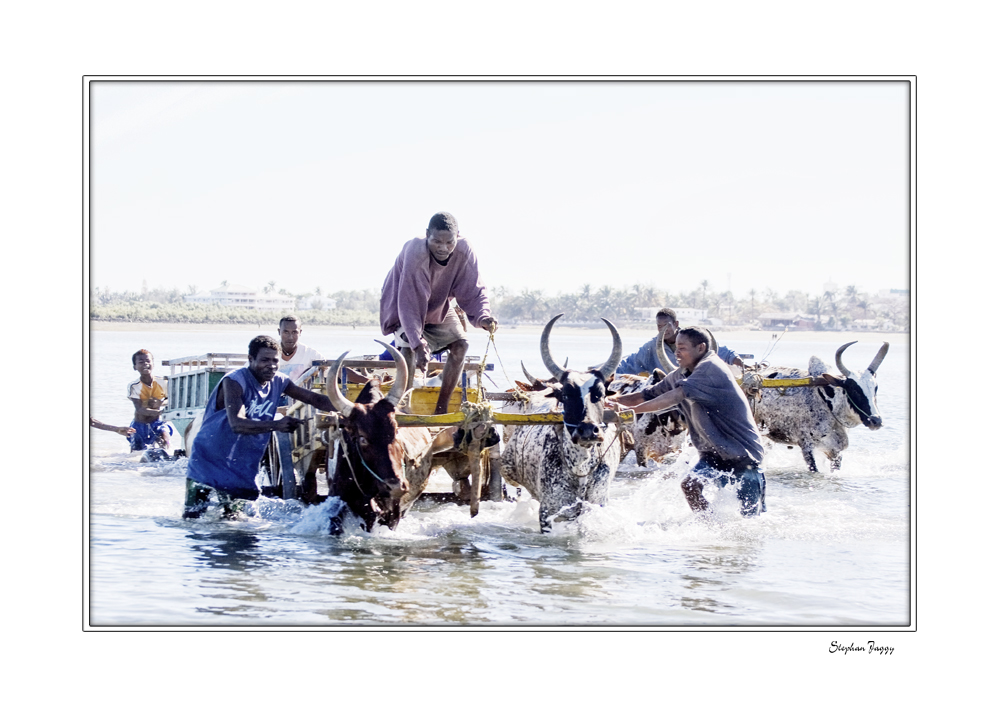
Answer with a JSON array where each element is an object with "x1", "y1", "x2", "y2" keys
[{"x1": 88, "y1": 320, "x2": 907, "y2": 343}]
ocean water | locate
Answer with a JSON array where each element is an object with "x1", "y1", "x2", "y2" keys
[{"x1": 87, "y1": 324, "x2": 910, "y2": 627}]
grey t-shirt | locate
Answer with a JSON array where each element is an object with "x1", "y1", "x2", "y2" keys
[{"x1": 646, "y1": 351, "x2": 764, "y2": 463}]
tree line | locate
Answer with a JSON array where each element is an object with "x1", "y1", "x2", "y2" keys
[{"x1": 89, "y1": 281, "x2": 909, "y2": 331}]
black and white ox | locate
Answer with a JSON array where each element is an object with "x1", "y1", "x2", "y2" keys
[
  {"x1": 751, "y1": 341, "x2": 890, "y2": 473},
  {"x1": 605, "y1": 325, "x2": 708, "y2": 466},
  {"x1": 499, "y1": 315, "x2": 624, "y2": 532},
  {"x1": 325, "y1": 343, "x2": 455, "y2": 533}
]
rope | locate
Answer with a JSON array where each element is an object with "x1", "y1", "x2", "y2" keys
[
  {"x1": 331, "y1": 427, "x2": 386, "y2": 496},
  {"x1": 480, "y1": 325, "x2": 513, "y2": 391},
  {"x1": 454, "y1": 398, "x2": 495, "y2": 453}
]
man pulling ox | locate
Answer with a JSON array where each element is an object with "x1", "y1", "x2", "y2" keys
[
  {"x1": 183, "y1": 335, "x2": 336, "y2": 518},
  {"x1": 608, "y1": 326, "x2": 766, "y2": 517},
  {"x1": 380, "y1": 211, "x2": 499, "y2": 414}
]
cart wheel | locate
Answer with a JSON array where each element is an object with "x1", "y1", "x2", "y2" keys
[{"x1": 262, "y1": 432, "x2": 299, "y2": 499}]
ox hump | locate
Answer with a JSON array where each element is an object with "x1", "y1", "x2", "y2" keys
[{"x1": 807, "y1": 356, "x2": 830, "y2": 377}]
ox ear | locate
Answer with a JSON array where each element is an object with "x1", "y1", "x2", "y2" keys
[
  {"x1": 818, "y1": 373, "x2": 845, "y2": 387},
  {"x1": 544, "y1": 382, "x2": 564, "y2": 402},
  {"x1": 651, "y1": 369, "x2": 667, "y2": 383},
  {"x1": 355, "y1": 380, "x2": 382, "y2": 405}
]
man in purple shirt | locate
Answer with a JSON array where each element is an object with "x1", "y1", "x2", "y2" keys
[{"x1": 380, "y1": 212, "x2": 499, "y2": 414}]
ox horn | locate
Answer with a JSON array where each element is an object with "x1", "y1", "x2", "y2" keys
[
  {"x1": 540, "y1": 314, "x2": 569, "y2": 378},
  {"x1": 655, "y1": 325, "x2": 676, "y2": 374},
  {"x1": 520, "y1": 361, "x2": 543, "y2": 388},
  {"x1": 597, "y1": 317, "x2": 623, "y2": 380},
  {"x1": 868, "y1": 341, "x2": 890, "y2": 375},
  {"x1": 376, "y1": 340, "x2": 408, "y2": 406},
  {"x1": 834, "y1": 341, "x2": 857, "y2": 377},
  {"x1": 326, "y1": 351, "x2": 357, "y2": 416},
  {"x1": 707, "y1": 329, "x2": 719, "y2": 353}
]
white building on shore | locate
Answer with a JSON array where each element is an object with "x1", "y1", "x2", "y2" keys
[{"x1": 184, "y1": 284, "x2": 296, "y2": 311}]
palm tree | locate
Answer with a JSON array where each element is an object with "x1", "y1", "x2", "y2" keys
[
  {"x1": 748, "y1": 288, "x2": 757, "y2": 319},
  {"x1": 701, "y1": 280, "x2": 710, "y2": 309}
]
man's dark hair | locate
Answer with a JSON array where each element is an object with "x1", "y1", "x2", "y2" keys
[
  {"x1": 249, "y1": 335, "x2": 280, "y2": 359},
  {"x1": 278, "y1": 315, "x2": 301, "y2": 328},
  {"x1": 132, "y1": 349, "x2": 152, "y2": 365},
  {"x1": 676, "y1": 326, "x2": 711, "y2": 350},
  {"x1": 428, "y1": 211, "x2": 459, "y2": 232},
  {"x1": 656, "y1": 307, "x2": 677, "y2": 322}
]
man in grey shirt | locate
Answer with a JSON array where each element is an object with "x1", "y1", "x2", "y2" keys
[{"x1": 608, "y1": 326, "x2": 766, "y2": 516}]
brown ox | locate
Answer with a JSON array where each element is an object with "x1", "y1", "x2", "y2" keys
[{"x1": 325, "y1": 343, "x2": 454, "y2": 533}]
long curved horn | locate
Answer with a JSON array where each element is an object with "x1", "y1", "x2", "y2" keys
[
  {"x1": 597, "y1": 318, "x2": 623, "y2": 380},
  {"x1": 834, "y1": 341, "x2": 857, "y2": 376},
  {"x1": 868, "y1": 342, "x2": 890, "y2": 375},
  {"x1": 540, "y1": 314, "x2": 568, "y2": 378},
  {"x1": 707, "y1": 329, "x2": 719, "y2": 353},
  {"x1": 655, "y1": 325, "x2": 677, "y2": 374},
  {"x1": 520, "y1": 361, "x2": 542, "y2": 387},
  {"x1": 376, "y1": 340, "x2": 408, "y2": 406},
  {"x1": 326, "y1": 351, "x2": 356, "y2": 416}
]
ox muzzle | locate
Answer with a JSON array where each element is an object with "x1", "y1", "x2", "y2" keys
[{"x1": 564, "y1": 420, "x2": 604, "y2": 446}]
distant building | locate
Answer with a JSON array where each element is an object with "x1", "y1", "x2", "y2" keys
[
  {"x1": 672, "y1": 307, "x2": 707, "y2": 326},
  {"x1": 758, "y1": 312, "x2": 817, "y2": 330},
  {"x1": 634, "y1": 306, "x2": 706, "y2": 324},
  {"x1": 184, "y1": 284, "x2": 296, "y2": 311}
]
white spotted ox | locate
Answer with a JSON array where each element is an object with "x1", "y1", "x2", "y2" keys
[
  {"x1": 606, "y1": 326, "x2": 693, "y2": 466},
  {"x1": 751, "y1": 341, "x2": 889, "y2": 473},
  {"x1": 499, "y1": 315, "x2": 623, "y2": 532},
  {"x1": 609, "y1": 371, "x2": 688, "y2": 465}
]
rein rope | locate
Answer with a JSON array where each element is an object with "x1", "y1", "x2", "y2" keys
[{"x1": 331, "y1": 427, "x2": 388, "y2": 497}]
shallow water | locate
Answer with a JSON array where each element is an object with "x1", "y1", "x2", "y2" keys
[{"x1": 87, "y1": 325, "x2": 910, "y2": 627}]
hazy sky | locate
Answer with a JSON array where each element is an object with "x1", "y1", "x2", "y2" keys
[{"x1": 88, "y1": 79, "x2": 911, "y2": 299}]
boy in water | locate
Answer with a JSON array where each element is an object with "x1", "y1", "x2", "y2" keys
[{"x1": 125, "y1": 349, "x2": 174, "y2": 453}]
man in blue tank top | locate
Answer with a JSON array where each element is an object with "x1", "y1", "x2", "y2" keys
[{"x1": 183, "y1": 335, "x2": 337, "y2": 518}]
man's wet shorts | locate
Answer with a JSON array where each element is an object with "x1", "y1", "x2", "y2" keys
[
  {"x1": 688, "y1": 453, "x2": 767, "y2": 515},
  {"x1": 128, "y1": 419, "x2": 173, "y2": 451}
]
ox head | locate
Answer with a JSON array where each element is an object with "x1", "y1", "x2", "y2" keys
[
  {"x1": 523, "y1": 314, "x2": 623, "y2": 447},
  {"x1": 327, "y1": 342, "x2": 411, "y2": 526},
  {"x1": 826, "y1": 341, "x2": 890, "y2": 430}
]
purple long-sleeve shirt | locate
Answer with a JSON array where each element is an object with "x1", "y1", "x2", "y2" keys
[{"x1": 380, "y1": 236, "x2": 492, "y2": 356}]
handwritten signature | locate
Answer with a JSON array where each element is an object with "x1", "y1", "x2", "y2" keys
[{"x1": 830, "y1": 641, "x2": 894, "y2": 656}]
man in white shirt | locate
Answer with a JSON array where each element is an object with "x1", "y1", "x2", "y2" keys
[{"x1": 277, "y1": 315, "x2": 323, "y2": 384}]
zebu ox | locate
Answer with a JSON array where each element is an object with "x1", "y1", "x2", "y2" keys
[
  {"x1": 499, "y1": 315, "x2": 624, "y2": 532},
  {"x1": 751, "y1": 341, "x2": 889, "y2": 473},
  {"x1": 325, "y1": 343, "x2": 456, "y2": 533},
  {"x1": 605, "y1": 326, "x2": 698, "y2": 466},
  {"x1": 609, "y1": 371, "x2": 687, "y2": 465}
]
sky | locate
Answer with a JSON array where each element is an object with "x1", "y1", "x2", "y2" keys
[{"x1": 88, "y1": 79, "x2": 911, "y2": 300}]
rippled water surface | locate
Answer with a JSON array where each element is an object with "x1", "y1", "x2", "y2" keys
[{"x1": 87, "y1": 325, "x2": 911, "y2": 627}]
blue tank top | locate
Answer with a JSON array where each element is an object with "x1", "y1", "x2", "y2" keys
[{"x1": 186, "y1": 367, "x2": 291, "y2": 494}]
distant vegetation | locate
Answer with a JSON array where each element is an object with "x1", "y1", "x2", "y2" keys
[{"x1": 90, "y1": 281, "x2": 909, "y2": 332}]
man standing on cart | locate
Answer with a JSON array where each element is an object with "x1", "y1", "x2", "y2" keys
[{"x1": 380, "y1": 211, "x2": 498, "y2": 415}]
